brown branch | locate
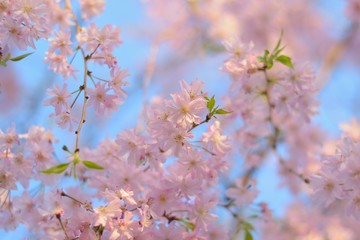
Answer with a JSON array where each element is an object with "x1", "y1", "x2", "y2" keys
[
  {"x1": 56, "y1": 214, "x2": 70, "y2": 240},
  {"x1": 187, "y1": 113, "x2": 212, "y2": 133},
  {"x1": 261, "y1": 69, "x2": 310, "y2": 184}
]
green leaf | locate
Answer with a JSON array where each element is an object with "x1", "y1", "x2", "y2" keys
[
  {"x1": 0, "y1": 54, "x2": 11, "y2": 67},
  {"x1": 266, "y1": 58, "x2": 274, "y2": 69},
  {"x1": 244, "y1": 229, "x2": 253, "y2": 240},
  {"x1": 180, "y1": 219, "x2": 196, "y2": 231},
  {"x1": 62, "y1": 145, "x2": 71, "y2": 153},
  {"x1": 257, "y1": 56, "x2": 265, "y2": 63},
  {"x1": 41, "y1": 163, "x2": 70, "y2": 174},
  {"x1": 273, "y1": 46, "x2": 286, "y2": 58},
  {"x1": 243, "y1": 221, "x2": 255, "y2": 231},
  {"x1": 273, "y1": 30, "x2": 284, "y2": 53},
  {"x1": 264, "y1": 49, "x2": 270, "y2": 58},
  {"x1": 10, "y1": 52, "x2": 33, "y2": 62},
  {"x1": 4, "y1": 53, "x2": 11, "y2": 62},
  {"x1": 276, "y1": 55, "x2": 294, "y2": 68},
  {"x1": 207, "y1": 95, "x2": 215, "y2": 112},
  {"x1": 82, "y1": 160, "x2": 104, "y2": 170},
  {"x1": 258, "y1": 50, "x2": 270, "y2": 63},
  {"x1": 214, "y1": 109, "x2": 232, "y2": 115}
]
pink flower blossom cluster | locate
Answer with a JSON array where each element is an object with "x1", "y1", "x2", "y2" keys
[
  {"x1": 144, "y1": 0, "x2": 329, "y2": 62},
  {"x1": 1, "y1": 80, "x2": 232, "y2": 239},
  {"x1": 0, "y1": 0, "x2": 51, "y2": 55},
  {"x1": 41, "y1": 1, "x2": 128, "y2": 130},
  {"x1": 0, "y1": 125, "x2": 56, "y2": 191},
  {"x1": 1, "y1": 0, "x2": 360, "y2": 239},
  {"x1": 311, "y1": 124, "x2": 360, "y2": 220},
  {"x1": 221, "y1": 38, "x2": 322, "y2": 194}
]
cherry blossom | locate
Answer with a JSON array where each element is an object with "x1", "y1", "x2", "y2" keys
[
  {"x1": 1, "y1": 1, "x2": 360, "y2": 239},
  {"x1": 43, "y1": 83, "x2": 71, "y2": 115},
  {"x1": 87, "y1": 82, "x2": 121, "y2": 116}
]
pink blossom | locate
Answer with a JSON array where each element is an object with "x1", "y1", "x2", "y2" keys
[
  {"x1": 0, "y1": 170, "x2": 17, "y2": 190},
  {"x1": 109, "y1": 66, "x2": 128, "y2": 98},
  {"x1": 190, "y1": 194, "x2": 218, "y2": 231},
  {"x1": 178, "y1": 148, "x2": 207, "y2": 178},
  {"x1": 104, "y1": 188, "x2": 137, "y2": 206},
  {"x1": 146, "y1": 185, "x2": 179, "y2": 217},
  {"x1": 157, "y1": 124, "x2": 194, "y2": 156},
  {"x1": 0, "y1": 125, "x2": 19, "y2": 150},
  {"x1": 77, "y1": 23, "x2": 122, "y2": 54},
  {"x1": 108, "y1": 211, "x2": 135, "y2": 240},
  {"x1": 115, "y1": 129, "x2": 145, "y2": 163},
  {"x1": 137, "y1": 205, "x2": 152, "y2": 231},
  {"x1": 223, "y1": 37, "x2": 254, "y2": 59},
  {"x1": 44, "y1": 83, "x2": 71, "y2": 115},
  {"x1": 87, "y1": 82, "x2": 121, "y2": 116},
  {"x1": 168, "y1": 91, "x2": 206, "y2": 128},
  {"x1": 48, "y1": 31, "x2": 73, "y2": 56},
  {"x1": 53, "y1": 111, "x2": 78, "y2": 131},
  {"x1": 310, "y1": 170, "x2": 344, "y2": 207},
  {"x1": 80, "y1": 0, "x2": 106, "y2": 20},
  {"x1": 46, "y1": 2, "x2": 74, "y2": 29},
  {"x1": 93, "y1": 200, "x2": 121, "y2": 226},
  {"x1": 13, "y1": 0, "x2": 47, "y2": 23},
  {"x1": 44, "y1": 52, "x2": 77, "y2": 78},
  {"x1": 346, "y1": 190, "x2": 360, "y2": 220},
  {"x1": 221, "y1": 54, "x2": 261, "y2": 79},
  {"x1": 226, "y1": 178, "x2": 259, "y2": 207},
  {"x1": 0, "y1": 17, "x2": 27, "y2": 50},
  {"x1": 179, "y1": 79, "x2": 205, "y2": 101},
  {"x1": 202, "y1": 121, "x2": 231, "y2": 155}
]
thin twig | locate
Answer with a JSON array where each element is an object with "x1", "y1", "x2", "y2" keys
[
  {"x1": 261, "y1": 69, "x2": 310, "y2": 184},
  {"x1": 187, "y1": 114, "x2": 212, "y2": 133},
  {"x1": 74, "y1": 48, "x2": 89, "y2": 152},
  {"x1": 56, "y1": 214, "x2": 70, "y2": 240}
]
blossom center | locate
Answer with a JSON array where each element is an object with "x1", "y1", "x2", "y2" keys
[{"x1": 323, "y1": 181, "x2": 334, "y2": 191}]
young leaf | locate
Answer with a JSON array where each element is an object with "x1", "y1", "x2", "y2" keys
[
  {"x1": 82, "y1": 160, "x2": 104, "y2": 170},
  {"x1": 243, "y1": 221, "x2": 255, "y2": 231},
  {"x1": 273, "y1": 46, "x2": 286, "y2": 58},
  {"x1": 276, "y1": 55, "x2": 294, "y2": 68},
  {"x1": 214, "y1": 109, "x2": 232, "y2": 115},
  {"x1": 273, "y1": 30, "x2": 284, "y2": 53},
  {"x1": 244, "y1": 229, "x2": 254, "y2": 240},
  {"x1": 266, "y1": 58, "x2": 274, "y2": 69},
  {"x1": 62, "y1": 145, "x2": 71, "y2": 153},
  {"x1": 10, "y1": 52, "x2": 33, "y2": 62},
  {"x1": 0, "y1": 54, "x2": 11, "y2": 67},
  {"x1": 3, "y1": 53, "x2": 11, "y2": 62},
  {"x1": 179, "y1": 219, "x2": 196, "y2": 231},
  {"x1": 264, "y1": 49, "x2": 270, "y2": 58},
  {"x1": 207, "y1": 95, "x2": 215, "y2": 112},
  {"x1": 257, "y1": 56, "x2": 265, "y2": 63},
  {"x1": 41, "y1": 163, "x2": 70, "y2": 174}
]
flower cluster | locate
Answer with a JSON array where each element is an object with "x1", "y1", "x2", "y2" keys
[
  {"x1": 0, "y1": 80, "x2": 231, "y2": 239},
  {"x1": 221, "y1": 36, "x2": 322, "y2": 195},
  {"x1": 42, "y1": 1, "x2": 128, "y2": 131},
  {"x1": 0, "y1": 0, "x2": 51, "y2": 56},
  {"x1": 311, "y1": 120, "x2": 360, "y2": 219},
  {"x1": 1, "y1": 0, "x2": 360, "y2": 239},
  {"x1": 0, "y1": 125, "x2": 56, "y2": 191}
]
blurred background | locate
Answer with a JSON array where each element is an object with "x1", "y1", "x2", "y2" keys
[{"x1": 0, "y1": 0, "x2": 359, "y2": 238}]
